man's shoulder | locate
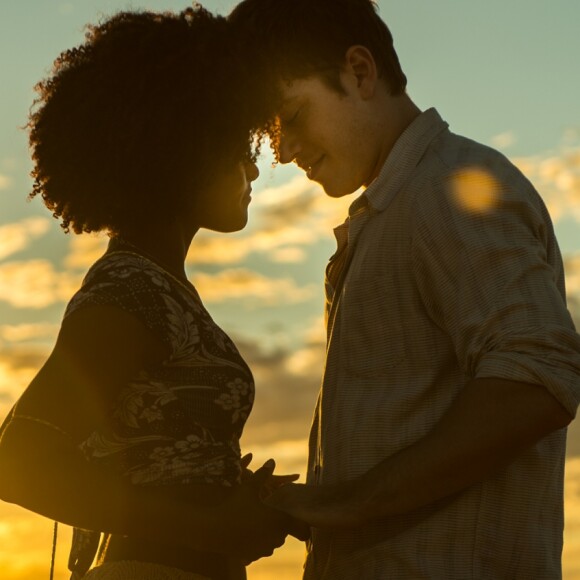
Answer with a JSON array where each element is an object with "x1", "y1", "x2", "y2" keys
[
  {"x1": 428, "y1": 130, "x2": 513, "y2": 173},
  {"x1": 412, "y1": 129, "x2": 533, "y2": 199}
]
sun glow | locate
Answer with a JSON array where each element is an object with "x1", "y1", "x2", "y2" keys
[{"x1": 450, "y1": 167, "x2": 500, "y2": 214}]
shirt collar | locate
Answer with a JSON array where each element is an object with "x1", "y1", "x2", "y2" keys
[{"x1": 354, "y1": 107, "x2": 449, "y2": 214}]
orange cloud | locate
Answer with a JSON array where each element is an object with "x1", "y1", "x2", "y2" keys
[
  {"x1": 0, "y1": 260, "x2": 82, "y2": 308},
  {"x1": 0, "y1": 323, "x2": 59, "y2": 344},
  {"x1": 63, "y1": 234, "x2": 108, "y2": 270},
  {"x1": 514, "y1": 143, "x2": 580, "y2": 223},
  {"x1": 565, "y1": 255, "x2": 580, "y2": 295},
  {"x1": 191, "y1": 269, "x2": 316, "y2": 305},
  {"x1": 188, "y1": 174, "x2": 354, "y2": 267},
  {"x1": 0, "y1": 218, "x2": 51, "y2": 261}
]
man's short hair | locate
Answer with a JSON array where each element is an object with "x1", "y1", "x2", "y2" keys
[{"x1": 229, "y1": 0, "x2": 407, "y2": 95}]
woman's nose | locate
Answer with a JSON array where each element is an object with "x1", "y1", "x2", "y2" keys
[{"x1": 246, "y1": 160, "x2": 260, "y2": 182}]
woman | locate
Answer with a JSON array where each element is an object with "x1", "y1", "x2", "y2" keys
[{"x1": 0, "y1": 5, "x2": 306, "y2": 579}]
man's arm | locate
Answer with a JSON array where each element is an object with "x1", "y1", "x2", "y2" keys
[{"x1": 266, "y1": 376, "x2": 572, "y2": 528}]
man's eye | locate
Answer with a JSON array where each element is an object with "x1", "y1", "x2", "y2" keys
[{"x1": 283, "y1": 108, "x2": 301, "y2": 125}]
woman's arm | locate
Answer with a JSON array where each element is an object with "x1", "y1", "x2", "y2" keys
[{"x1": 0, "y1": 305, "x2": 292, "y2": 561}]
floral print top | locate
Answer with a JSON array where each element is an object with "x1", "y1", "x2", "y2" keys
[
  {"x1": 65, "y1": 249, "x2": 255, "y2": 487},
  {"x1": 65, "y1": 248, "x2": 254, "y2": 576}
]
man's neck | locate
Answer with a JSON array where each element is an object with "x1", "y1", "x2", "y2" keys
[{"x1": 364, "y1": 94, "x2": 422, "y2": 188}]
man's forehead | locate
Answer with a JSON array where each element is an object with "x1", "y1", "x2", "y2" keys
[{"x1": 277, "y1": 76, "x2": 321, "y2": 103}]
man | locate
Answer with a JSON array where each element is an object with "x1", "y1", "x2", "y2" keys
[{"x1": 229, "y1": 1, "x2": 580, "y2": 577}]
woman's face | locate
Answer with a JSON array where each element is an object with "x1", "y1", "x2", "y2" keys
[{"x1": 195, "y1": 159, "x2": 260, "y2": 233}]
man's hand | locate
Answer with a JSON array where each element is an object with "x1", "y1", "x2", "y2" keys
[
  {"x1": 240, "y1": 454, "x2": 310, "y2": 541},
  {"x1": 264, "y1": 481, "x2": 364, "y2": 529}
]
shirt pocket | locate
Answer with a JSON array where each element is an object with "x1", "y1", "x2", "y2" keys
[{"x1": 338, "y1": 274, "x2": 407, "y2": 379}]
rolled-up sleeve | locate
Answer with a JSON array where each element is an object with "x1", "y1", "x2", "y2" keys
[{"x1": 411, "y1": 159, "x2": 580, "y2": 416}]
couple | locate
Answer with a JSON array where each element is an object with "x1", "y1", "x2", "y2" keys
[{"x1": 1, "y1": 2, "x2": 580, "y2": 579}]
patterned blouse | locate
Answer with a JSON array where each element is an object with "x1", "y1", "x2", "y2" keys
[{"x1": 66, "y1": 246, "x2": 254, "y2": 575}]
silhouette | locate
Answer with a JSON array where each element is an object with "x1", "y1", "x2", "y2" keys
[{"x1": 0, "y1": 6, "x2": 307, "y2": 580}]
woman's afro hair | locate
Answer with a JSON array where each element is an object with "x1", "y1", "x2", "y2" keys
[{"x1": 28, "y1": 4, "x2": 272, "y2": 234}]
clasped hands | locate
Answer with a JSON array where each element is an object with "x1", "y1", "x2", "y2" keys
[
  {"x1": 255, "y1": 462, "x2": 366, "y2": 529},
  {"x1": 236, "y1": 453, "x2": 365, "y2": 564}
]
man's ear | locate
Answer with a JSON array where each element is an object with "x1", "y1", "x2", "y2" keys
[{"x1": 344, "y1": 45, "x2": 378, "y2": 99}]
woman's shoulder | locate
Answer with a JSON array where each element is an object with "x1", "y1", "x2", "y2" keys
[
  {"x1": 70, "y1": 249, "x2": 190, "y2": 307},
  {"x1": 64, "y1": 251, "x2": 191, "y2": 349},
  {"x1": 84, "y1": 250, "x2": 172, "y2": 286}
]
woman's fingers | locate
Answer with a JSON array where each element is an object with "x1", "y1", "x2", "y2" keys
[{"x1": 240, "y1": 453, "x2": 253, "y2": 469}]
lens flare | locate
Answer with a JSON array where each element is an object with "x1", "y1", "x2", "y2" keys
[{"x1": 450, "y1": 167, "x2": 500, "y2": 214}]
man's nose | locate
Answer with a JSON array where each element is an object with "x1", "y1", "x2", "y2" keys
[{"x1": 277, "y1": 131, "x2": 300, "y2": 165}]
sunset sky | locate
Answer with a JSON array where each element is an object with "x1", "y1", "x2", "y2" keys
[{"x1": 1, "y1": 1, "x2": 579, "y2": 578}]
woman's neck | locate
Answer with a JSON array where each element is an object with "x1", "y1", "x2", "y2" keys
[{"x1": 111, "y1": 224, "x2": 198, "y2": 282}]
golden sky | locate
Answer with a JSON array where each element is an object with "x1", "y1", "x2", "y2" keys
[{"x1": 1, "y1": 0, "x2": 580, "y2": 577}]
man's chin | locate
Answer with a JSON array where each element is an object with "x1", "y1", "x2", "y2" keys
[{"x1": 321, "y1": 181, "x2": 359, "y2": 199}]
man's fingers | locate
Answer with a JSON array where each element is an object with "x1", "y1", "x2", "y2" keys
[
  {"x1": 271, "y1": 473, "x2": 300, "y2": 485},
  {"x1": 240, "y1": 453, "x2": 253, "y2": 469},
  {"x1": 263, "y1": 485, "x2": 294, "y2": 510},
  {"x1": 250, "y1": 458, "x2": 276, "y2": 488}
]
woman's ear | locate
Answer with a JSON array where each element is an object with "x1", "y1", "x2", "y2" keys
[{"x1": 343, "y1": 45, "x2": 378, "y2": 99}]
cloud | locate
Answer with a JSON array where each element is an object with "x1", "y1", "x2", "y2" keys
[
  {"x1": 0, "y1": 323, "x2": 59, "y2": 344},
  {"x1": 253, "y1": 174, "x2": 354, "y2": 234},
  {"x1": 490, "y1": 131, "x2": 516, "y2": 150},
  {"x1": 190, "y1": 226, "x2": 317, "y2": 266},
  {"x1": 514, "y1": 143, "x2": 580, "y2": 223},
  {"x1": 58, "y1": 174, "x2": 353, "y2": 271},
  {"x1": 564, "y1": 254, "x2": 580, "y2": 329},
  {"x1": 63, "y1": 233, "x2": 108, "y2": 270},
  {"x1": 565, "y1": 254, "x2": 580, "y2": 294},
  {"x1": 188, "y1": 235, "x2": 258, "y2": 265},
  {"x1": 234, "y1": 322, "x2": 324, "y2": 452},
  {"x1": 0, "y1": 260, "x2": 82, "y2": 308},
  {"x1": 0, "y1": 173, "x2": 12, "y2": 191},
  {"x1": 563, "y1": 458, "x2": 580, "y2": 578},
  {"x1": 253, "y1": 176, "x2": 322, "y2": 228},
  {"x1": 191, "y1": 269, "x2": 316, "y2": 305},
  {"x1": 0, "y1": 347, "x2": 48, "y2": 419},
  {"x1": 189, "y1": 174, "x2": 354, "y2": 266},
  {"x1": 0, "y1": 502, "x2": 73, "y2": 580},
  {"x1": 0, "y1": 217, "x2": 51, "y2": 261},
  {"x1": 269, "y1": 247, "x2": 307, "y2": 263}
]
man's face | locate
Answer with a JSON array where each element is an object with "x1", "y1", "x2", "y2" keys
[{"x1": 275, "y1": 73, "x2": 381, "y2": 197}]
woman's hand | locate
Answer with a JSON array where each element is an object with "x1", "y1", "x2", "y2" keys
[
  {"x1": 240, "y1": 453, "x2": 301, "y2": 499},
  {"x1": 215, "y1": 459, "x2": 305, "y2": 563}
]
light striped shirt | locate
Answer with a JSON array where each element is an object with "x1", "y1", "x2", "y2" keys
[{"x1": 304, "y1": 108, "x2": 580, "y2": 579}]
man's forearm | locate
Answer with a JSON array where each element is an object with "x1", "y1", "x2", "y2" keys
[
  {"x1": 266, "y1": 377, "x2": 572, "y2": 528},
  {"x1": 354, "y1": 377, "x2": 572, "y2": 520}
]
